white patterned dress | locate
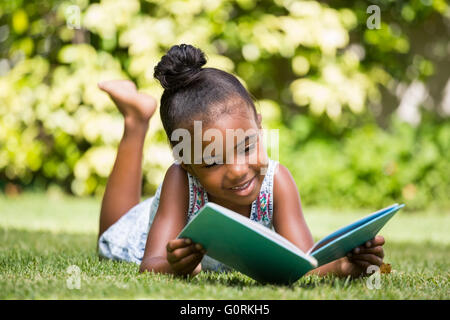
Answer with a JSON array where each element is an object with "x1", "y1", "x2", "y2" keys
[{"x1": 98, "y1": 158, "x2": 279, "y2": 272}]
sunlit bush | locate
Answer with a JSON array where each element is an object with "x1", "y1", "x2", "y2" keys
[{"x1": 0, "y1": 0, "x2": 448, "y2": 209}]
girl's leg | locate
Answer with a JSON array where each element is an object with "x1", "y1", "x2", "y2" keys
[{"x1": 97, "y1": 80, "x2": 157, "y2": 237}]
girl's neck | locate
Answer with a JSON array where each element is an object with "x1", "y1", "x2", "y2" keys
[{"x1": 207, "y1": 193, "x2": 252, "y2": 218}]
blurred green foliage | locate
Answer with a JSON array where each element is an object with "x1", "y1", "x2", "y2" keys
[
  {"x1": 0, "y1": 0, "x2": 449, "y2": 210},
  {"x1": 280, "y1": 114, "x2": 450, "y2": 210}
]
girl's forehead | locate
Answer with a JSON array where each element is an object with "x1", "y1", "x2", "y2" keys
[
  {"x1": 184, "y1": 95, "x2": 258, "y2": 135},
  {"x1": 193, "y1": 114, "x2": 259, "y2": 143},
  {"x1": 204, "y1": 112, "x2": 258, "y2": 132},
  {"x1": 178, "y1": 113, "x2": 260, "y2": 165}
]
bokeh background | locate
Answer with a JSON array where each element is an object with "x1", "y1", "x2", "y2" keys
[{"x1": 1, "y1": 0, "x2": 449, "y2": 211}]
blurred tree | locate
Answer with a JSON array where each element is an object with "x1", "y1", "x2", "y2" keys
[{"x1": 0, "y1": 0, "x2": 448, "y2": 209}]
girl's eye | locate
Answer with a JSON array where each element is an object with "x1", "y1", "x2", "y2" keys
[
  {"x1": 236, "y1": 144, "x2": 256, "y2": 157},
  {"x1": 244, "y1": 144, "x2": 256, "y2": 153},
  {"x1": 205, "y1": 158, "x2": 222, "y2": 168},
  {"x1": 205, "y1": 144, "x2": 256, "y2": 168}
]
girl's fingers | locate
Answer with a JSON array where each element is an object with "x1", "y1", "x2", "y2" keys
[
  {"x1": 362, "y1": 236, "x2": 385, "y2": 248},
  {"x1": 349, "y1": 236, "x2": 385, "y2": 255},
  {"x1": 166, "y1": 238, "x2": 192, "y2": 253},
  {"x1": 349, "y1": 253, "x2": 383, "y2": 266},
  {"x1": 351, "y1": 246, "x2": 362, "y2": 254},
  {"x1": 348, "y1": 245, "x2": 368, "y2": 256},
  {"x1": 370, "y1": 235, "x2": 385, "y2": 247},
  {"x1": 167, "y1": 245, "x2": 195, "y2": 263},
  {"x1": 351, "y1": 259, "x2": 372, "y2": 271},
  {"x1": 167, "y1": 242, "x2": 205, "y2": 263},
  {"x1": 179, "y1": 254, "x2": 204, "y2": 275},
  {"x1": 350, "y1": 246, "x2": 384, "y2": 258},
  {"x1": 172, "y1": 252, "x2": 204, "y2": 274}
]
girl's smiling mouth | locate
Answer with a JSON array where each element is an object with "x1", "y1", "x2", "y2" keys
[{"x1": 228, "y1": 175, "x2": 257, "y2": 196}]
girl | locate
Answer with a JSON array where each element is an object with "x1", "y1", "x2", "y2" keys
[{"x1": 97, "y1": 44, "x2": 386, "y2": 279}]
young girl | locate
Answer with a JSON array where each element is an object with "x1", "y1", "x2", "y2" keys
[{"x1": 97, "y1": 44, "x2": 386, "y2": 279}]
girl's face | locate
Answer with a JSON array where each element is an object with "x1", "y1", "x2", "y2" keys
[{"x1": 180, "y1": 108, "x2": 269, "y2": 215}]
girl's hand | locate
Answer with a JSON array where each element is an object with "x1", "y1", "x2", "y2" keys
[
  {"x1": 166, "y1": 238, "x2": 206, "y2": 276},
  {"x1": 339, "y1": 235, "x2": 385, "y2": 277}
]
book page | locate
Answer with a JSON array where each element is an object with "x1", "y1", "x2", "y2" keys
[{"x1": 307, "y1": 204, "x2": 399, "y2": 254}]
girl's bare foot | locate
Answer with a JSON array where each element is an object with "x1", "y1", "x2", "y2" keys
[{"x1": 98, "y1": 80, "x2": 157, "y2": 125}]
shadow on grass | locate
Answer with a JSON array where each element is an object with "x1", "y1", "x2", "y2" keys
[
  {"x1": 172, "y1": 268, "x2": 338, "y2": 290},
  {"x1": 2, "y1": 226, "x2": 448, "y2": 290},
  {"x1": 189, "y1": 271, "x2": 265, "y2": 288},
  {"x1": 190, "y1": 273, "x2": 355, "y2": 290}
]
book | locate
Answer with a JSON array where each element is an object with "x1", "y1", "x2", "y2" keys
[{"x1": 177, "y1": 202, "x2": 405, "y2": 284}]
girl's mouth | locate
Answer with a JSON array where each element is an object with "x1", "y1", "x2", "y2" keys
[{"x1": 228, "y1": 175, "x2": 257, "y2": 196}]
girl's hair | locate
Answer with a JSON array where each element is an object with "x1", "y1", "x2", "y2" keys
[{"x1": 154, "y1": 44, "x2": 258, "y2": 147}]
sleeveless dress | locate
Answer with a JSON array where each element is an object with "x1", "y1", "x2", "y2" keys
[{"x1": 98, "y1": 158, "x2": 279, "y2": 272}]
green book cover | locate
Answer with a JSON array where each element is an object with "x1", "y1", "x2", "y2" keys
[{"x1": 178, "y1": 202, "x2": 404, "y2": 284}]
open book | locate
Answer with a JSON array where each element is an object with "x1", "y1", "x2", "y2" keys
[{"x1": 178, "y1": 203, "x2": 404, "y2": 284}]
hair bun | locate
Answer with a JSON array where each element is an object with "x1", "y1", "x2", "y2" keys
[{"x1": 154, "y1": 44, "x2": 207, "y2": 91}]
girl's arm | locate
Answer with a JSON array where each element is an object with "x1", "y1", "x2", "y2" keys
[
  {"x1": 272, "y1": 164, "x2": 385, "y2": 277},
  {"x1": 139, "y1": 163, "x2": 205, "y2": 277},
  {"x1": 272, "y1": 164, "x2": 314, "y2": 253}
]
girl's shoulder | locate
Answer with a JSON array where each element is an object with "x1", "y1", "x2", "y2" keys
[
  {"x1": 272, "y1": 162, "x2": 300, "y2": 208},
  {"x1": 154, "y1": 162, "x2": 190, "y2": 218},
  {"x1": 163, "y1": 162, "x2": 189, "y2": 190}
]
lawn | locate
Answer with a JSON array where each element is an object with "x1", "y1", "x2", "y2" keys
[{"x1": 0, "y1": 192, "x2": 449, "y2": 299}]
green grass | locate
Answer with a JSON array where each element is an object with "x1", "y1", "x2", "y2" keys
[{"x1": 1, "y1": 192, "x2": 449, "y2": 299}]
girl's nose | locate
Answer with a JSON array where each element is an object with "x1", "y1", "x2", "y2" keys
[{"x1": 226, "y1": 163, "x2": 249, "y2": 183}]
